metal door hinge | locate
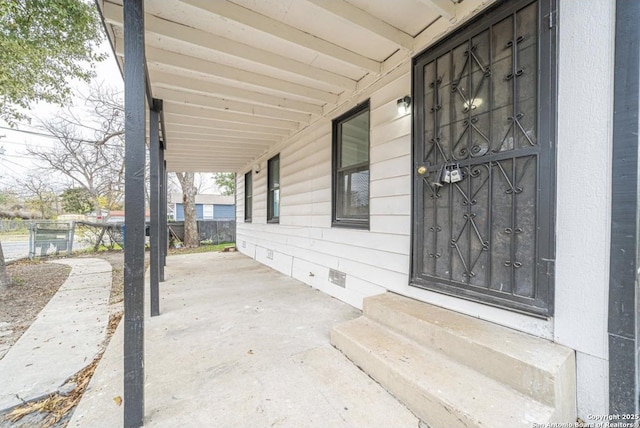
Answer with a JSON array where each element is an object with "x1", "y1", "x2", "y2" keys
[{"x1": 549, "y1": 11, "x2": 556, "y2": 29}]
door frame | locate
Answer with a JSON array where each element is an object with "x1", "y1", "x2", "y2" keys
[{"x1": 409, "y1": 0, "x2": 557, "y2": 318}]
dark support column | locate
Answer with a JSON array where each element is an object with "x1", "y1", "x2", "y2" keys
[
  {"x1": 159, "y1": 109, "x2": 168, "y2": 278},
  {"x1": 123, "y1": 0, "x2": 145, "y2": 426},
  {"x1": 159, "y1": 147, "x2": 166, "y2": 281},
  {"x1": 162, "y1": 161, "x2": 168, "y2": 272},
  {"x1": 609, "y1": 0, "x2": 640, "y2": 415},
  {"x1": 149, "y1": 99, "x2": 161, "y2": 317}
]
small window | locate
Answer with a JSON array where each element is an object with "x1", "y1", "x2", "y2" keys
[
  {"x1": 332, "y1": 101, "x2": 370, "y2": 228},
  {"x1": 203, "y1": 204, "x2": 214, "y2": 220},
  {"x1": 267, "y1": 154, "x2": 280, "y2": 223},
  {"x1": 244, "y1": 171, "x2": 252, "y2": 222}
]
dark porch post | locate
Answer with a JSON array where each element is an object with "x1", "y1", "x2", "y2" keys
[
  {"x1": 609, "y1": 0, "x2": 640, "y2": 415},
  {"x1": 149, "y1": 99, "x2": 161, "y2": 317},
  {"x1": 161, "y1": 159, "x2": 168, "y2": 276},
  {"x1": 123, "y1": 0, "x2": 146, "y2": 426},
  {"x1": 159, "y1": 149, "x2": 166, "y2": 281},
  {"x1": 159, "y1": 109, "x2": 168, "y2": 280}
]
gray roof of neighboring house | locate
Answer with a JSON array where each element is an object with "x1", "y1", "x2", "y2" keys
[{"x1": 170, "y1": 193, "x2": 235, "y2": 205}]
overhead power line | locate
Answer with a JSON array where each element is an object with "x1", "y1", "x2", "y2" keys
[
  {"x1": 0, "y1": 125, "x2": 58, "y2": 139},
  {"x1": 0, "y1": 126, "x2": 124, "y2": 149}
]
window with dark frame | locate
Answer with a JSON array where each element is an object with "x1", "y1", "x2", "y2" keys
[
  {"x1": 244, "y1": 171, "x2": 252, "y2": 222},
  {"x1": 332, "y1": 101, "x2": 370, "y2": 228},
  {"x1": 267, "y1": 154, "x2": 280, "y2": 223}
]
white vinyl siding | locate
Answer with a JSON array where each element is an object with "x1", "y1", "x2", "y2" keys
[
  {"x1": 237, "y1": 72, "x2": 412, "y2": 308},
  {"x1": 227, "y1": 3, "x2": 615, "y2": 422}
]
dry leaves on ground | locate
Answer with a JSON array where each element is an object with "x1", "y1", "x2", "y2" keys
[
  {"x1": 1, "y1": 252, "x2": 126, "y2": 427},
  {"x1": 5, "y1": 312, "x2": 123, "y2": 428}
]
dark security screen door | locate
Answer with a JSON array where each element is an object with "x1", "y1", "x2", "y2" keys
[{"x1": 411, "y1": 0, "x2": 556, "y2": 317}]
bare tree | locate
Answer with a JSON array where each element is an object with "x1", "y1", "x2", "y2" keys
[
  {"x1": 27, "y1": 84, "x2": 125, "y2": 214},
  {"x1": 174, "y1": 172, "x2": 199, "y2": 248},
  {"x1": 19, "y1": 175, "x2": 59, "y2": 219}
]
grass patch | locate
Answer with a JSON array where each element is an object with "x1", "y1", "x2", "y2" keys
[
  {"x1": 11, "y1": 276, "x2": 25, "y2": 286},
  {"x1": 68, "y1": 242, "x2": 235, "y2": 257},
  {"x1": 169, "y1": 242, "x2": 235, "y2": 255},
  {"x1": 72, "y1": 244, "x2": 122, "y2": 255}
]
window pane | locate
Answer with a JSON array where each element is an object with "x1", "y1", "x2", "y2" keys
[
  {"x1": 203, "y1": 204, "x2": 214, "y2": 219},
  {"x1": 338, "y1": 169, "x2": 369, "y2": 218},
  {"x1": 268, "y1": 155, "x2": 279, "y2": 221},
  {"x1": 270, "y1": 157, "x2": 280, "y2": 189},
  {"x1": 244, "y1": 172, "x2": 252, "y2": 220},
  {"x1": 246, "y1": 173, "x2": 252, "y2": 195},
  {"x1": 273, "y1": 189, "x2": 279, "y2": 218},
  {"x1": 340, "y1": 110, "x2": 369, "y2": 168}
]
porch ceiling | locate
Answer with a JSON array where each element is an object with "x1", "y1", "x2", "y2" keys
[{"x1": 97, "y1": 0, "x2": 469, "y2": 173}]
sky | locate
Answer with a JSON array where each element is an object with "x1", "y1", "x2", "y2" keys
[
  {"x1": 0, "y1": 37, "x2": 222, "y2": 196},
  {"x1": 0, "y1": 37, "x2": 124, "y2": 186}
]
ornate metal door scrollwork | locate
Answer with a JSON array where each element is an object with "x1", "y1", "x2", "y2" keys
[{"x1": 411, "y1": 0, "x2": 556, "y2": 316}]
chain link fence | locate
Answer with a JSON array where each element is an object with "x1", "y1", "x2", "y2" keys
[
  {"x1": 168, "y1": 220, "x2": 236, "y2": 246},
  {"x1": 0, "y1": 219, "x2": 35, "y2": 233},
  {"x1": 28, "y1": 222, "x2": 75, "y2": 258}
]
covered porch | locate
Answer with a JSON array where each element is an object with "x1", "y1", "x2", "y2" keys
[
  {"x1": 96, "y1": 0, "x2": 640, "y2": 426},
  {"x1": 97, "y1": 0, "x2": 491, "y2": 425},
  {"x1": 68, "y1": 252, "x2": 419, "y2": 427}
]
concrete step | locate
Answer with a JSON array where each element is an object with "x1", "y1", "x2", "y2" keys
[
  {"x1": 332, "y1": 316, "x2": 554, "y2": 428},
  {"x1": 362, "y1": 293, "x2": 575, "y2": 416}
]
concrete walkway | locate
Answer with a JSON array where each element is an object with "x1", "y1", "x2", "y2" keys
[
  {"x1": 0, "y1": 258, "x2": 112, "y2": 412},
  {"x1": 69, "y1": 252, "x2": 419, "y2": 427}
]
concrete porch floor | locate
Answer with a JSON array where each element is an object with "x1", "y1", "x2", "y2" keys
[{"x1": 69, "y1": 252, "x2": 419, "y2": 427}]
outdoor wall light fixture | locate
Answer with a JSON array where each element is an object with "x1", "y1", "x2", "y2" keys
[
  {"x1": 397, "y1": 95, "x2": 412, "y2": 115},
  {"x1": 253, "y1": 164, "x2": 261, "y2": 174}
]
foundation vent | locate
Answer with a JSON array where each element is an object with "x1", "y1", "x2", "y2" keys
[{"x1": 329, "y1": 269, "x2": 346, "y2": 287}]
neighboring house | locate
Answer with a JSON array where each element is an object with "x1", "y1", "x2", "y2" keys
[
  {"x1": 86, "y1": 210, "x2": 110, "y2": 223},
  {"x1": 170, "y1": 193, "x2": 235, "y2": 221},
  {"x1": 106, "y1": 210, "x2": 125, "y2": 223},
  {"x1": 105, "y1": 210, "x2": 150, "y2": 223},
  {"x1": 56, "y1": 214, "x2": 87, "y2": 222},
  {"x1": 101, "y1": 0, "x2": 640, "y2": 426}
]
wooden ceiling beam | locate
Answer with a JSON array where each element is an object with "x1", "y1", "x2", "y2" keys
[
  {"x1": 416, "y1": 0, "x2": 456, "y2": 20},
  {"x1": 306, "y1": 0, "x2": 414, "y2": 50},
  {"x1": 164, "y1": 132, "x2": 278, "y2": 144},
  {"x1": 114, "y1": 40, "x2": 339, "y2": 104},
  {"x1": 102, "y1": 2, "x2": 357, "y2": 91},
  {"x1": 183, "y1": 0, "x2": 381, "y2": 72},
  {"x1": 155, "y1": 87, "x2": 311, "y2": 124},
  {"x1": 163, "y1": 103, "x2": 300, "y2": 130},
  {"x1": 162, "y1": 119, "x2": 290, "y2": 136},
  {"x1": 149, "y1": 70, "x2": 323, "y2": 115}
]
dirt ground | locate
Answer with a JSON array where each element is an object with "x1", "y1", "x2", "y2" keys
[
  {"x1": 0, "y1": 245, "x2": 229, "y2": 427},
  {"x1": 0, "y1": 252, "x2": 126, "y2": 428},
  {"x1": 0, "y1": 252, "x2": 126, "y2": 360},
  {"x1": 0, "y1": 262, "x2": 72, "y2": 360}
]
